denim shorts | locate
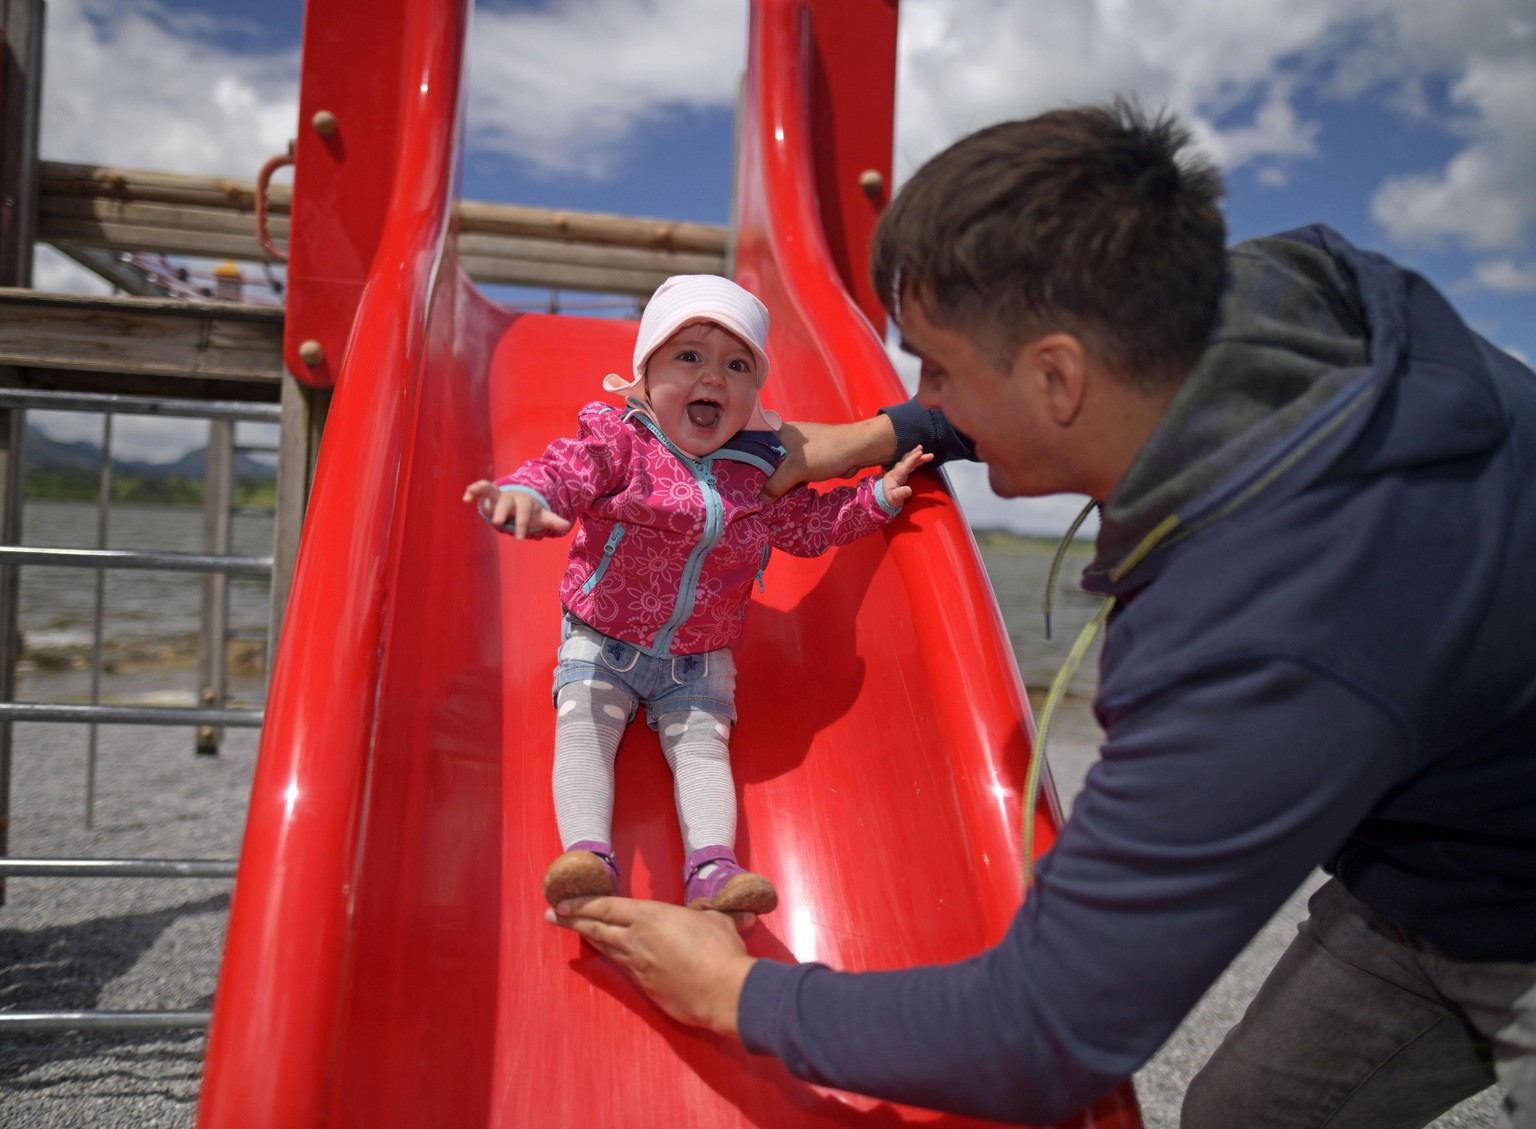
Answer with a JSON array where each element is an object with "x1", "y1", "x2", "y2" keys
[{"x1": 551, "y1": 614, "x2": 738, "y2": 730}]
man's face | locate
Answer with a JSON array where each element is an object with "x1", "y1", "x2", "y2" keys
[{"x1": 899, "y1": 293, "x2": 1053, "y2": 498}]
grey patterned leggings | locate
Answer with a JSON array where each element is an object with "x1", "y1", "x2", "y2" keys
[{"x1": 551, "y1": 676, "x2": 736, "y2": 854}]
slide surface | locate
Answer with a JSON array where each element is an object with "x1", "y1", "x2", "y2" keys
[{"x1": 197, "y1": 2, "x2": 1143, "y2": 1126}]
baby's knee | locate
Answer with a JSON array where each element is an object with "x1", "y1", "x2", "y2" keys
[
  {"x1": 556, "y1": 678, "x2": 634, "y2": 723},
  {"x1": 657, "y1": 709, "x2": 731, "y2": 759}
]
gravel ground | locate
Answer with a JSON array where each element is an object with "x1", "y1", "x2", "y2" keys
[
  {"x1": 0, "y1": 695, "x2": 255, "y2": 1129},
  {"x1": 0, "y1": 678, "x2": 1507, "y2": 1128}
]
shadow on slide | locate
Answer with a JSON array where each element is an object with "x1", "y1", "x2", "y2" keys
[{"x1": 196, "y1": 1, "x2": 1143, "y2": 1126}]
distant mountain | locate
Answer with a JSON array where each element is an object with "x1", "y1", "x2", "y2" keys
[{"x1": 24, "y1": 426, "x2": 276, "y2": 480}]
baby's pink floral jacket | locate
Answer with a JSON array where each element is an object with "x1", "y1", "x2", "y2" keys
[{"x1": 494, "y1": 401, "x2": 901, "y2": 656}]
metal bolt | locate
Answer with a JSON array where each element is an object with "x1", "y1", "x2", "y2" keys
[
  {"x1": 858, "y1": 169, "x2": 884, "y2": 196},
  {"x1": 298, "y1": 339, "x2": 325, "y2": 366},
  {"x1": 312, "y1": 109, "x2": 339, "y2": 137}
]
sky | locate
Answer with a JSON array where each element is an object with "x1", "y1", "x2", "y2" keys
[{"x1": 28, "y1": 0, "x2": 1536, "y2": 536}]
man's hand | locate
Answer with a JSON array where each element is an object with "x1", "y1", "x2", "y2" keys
[
  {"x1": 463, "y1": 480, "x2": 573, "y2": 540},
  {"x1": 762, "y1": 416, "x2": 901, "y2": 501},
  {"x1": 546, "y1": 896, "x2": 758, "y2": 1038}
]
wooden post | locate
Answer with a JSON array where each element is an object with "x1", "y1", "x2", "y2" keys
[
  {"x1": 0, "y1": 0, "x2": 43, "y2": 287},
  {"x1": 0, "y1": 0, "x2": 46, "y2": 905},
  {"x1": 197, "y1": 419, "x2": 234, "y2": 755},
  {"x1": 268, "y1": 374, "x2": 328, "y2": 666}
]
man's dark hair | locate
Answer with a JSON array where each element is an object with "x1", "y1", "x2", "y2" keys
[{"x1": 871, "y1": 99, "x2": 1227, "y2": 390}]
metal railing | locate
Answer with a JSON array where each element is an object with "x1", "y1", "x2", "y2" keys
[
  {"x1": 0, "y1": 385, "x2": 269, "y2": 1032},
  {"x1": 0, "y1": 849, "x2": 229, "y2": 1030}
]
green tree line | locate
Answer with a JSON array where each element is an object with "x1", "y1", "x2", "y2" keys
[{"x1": 24, "y1": 468, "x2": 276, "y2": 508}]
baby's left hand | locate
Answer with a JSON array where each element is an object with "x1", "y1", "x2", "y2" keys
[{"x1": 880, "y1": 445, "x2": 933, "y2": 508}]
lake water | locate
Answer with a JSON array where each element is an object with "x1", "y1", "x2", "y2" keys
[
  {"x1": 18, "y1": 500, "x2": 275, "y2": 655},
  {"x1": 11, "y1": 501, "x2": 1103, "y2": 714}
]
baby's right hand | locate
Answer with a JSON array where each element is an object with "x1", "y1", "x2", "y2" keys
[
  {"x1": 879, "y1": 445, "x2": 934, "y2": 508},
  {"x1": 462, "y1": 481, "x2": 573, "y2": 540}
]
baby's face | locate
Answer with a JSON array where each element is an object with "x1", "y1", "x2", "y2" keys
[{"x1": 643, "y1": 321, "x2": 760, "y2": 458}]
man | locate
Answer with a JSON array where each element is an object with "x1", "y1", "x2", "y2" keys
[{"x1": 547, "y1": 101, "x2": 1536, "y2": 1127}]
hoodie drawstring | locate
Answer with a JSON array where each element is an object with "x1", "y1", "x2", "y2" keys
[
  {"x1": 1022, "y1": 511, "x2": 1183, "y2": 888},
  {"x1": 1042, "y1": 499, "x2": 1099, "y2": 641}
]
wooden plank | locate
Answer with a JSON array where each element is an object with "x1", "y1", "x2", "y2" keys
[
  {"x1": 39, "y1": 205, "x2": 727, "y2": 293},
  {"x1": 1, "y1": 0, "x2": 49, "y2": 896},
  {"x1": 1, "y1": 0, "x2": 44, "y2": 285},
  {"x1": 51, "y1": 242, "x2": 173, "y2": 296},
  {"x1": 456, "y1": 232, "x2": 719, "y2": 274},
  {"x1": 40, "y1": 195, "x2": 290, "y2": 240},
  {"x1": 0, "y1": 288, "x2": 284, "y2": 383},
  {"x1": 38, "y1": 160, "x2": 726, "y2": 255},
  {"x1": 454, "y1": 198, "x2": 726, "y2": 253},
  {"x1": 6, "y1": 366, "x2": 279, "y2": 404},
  {"x1": 457, "y1": 256, "x2": 683, "y2": 295},
  {"x1": 40, "y1": 215, "x2": 276, "y2": 262},
  {"x1": 41, "y1": 159, "x2": 291, "y2": 214},
  {"x1": 269, "y1": 375, "x2": 328, "y2": 654}
]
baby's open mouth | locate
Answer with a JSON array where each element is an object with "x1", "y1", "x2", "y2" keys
[{"x1": 687, "y1": 399, "x2": 724, "y2": 428}]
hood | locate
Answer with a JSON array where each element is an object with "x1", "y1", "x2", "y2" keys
[{"x1": 1083, "y1": 225, "x2": 1510, "y2": 596}]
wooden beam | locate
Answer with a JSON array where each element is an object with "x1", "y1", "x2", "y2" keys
[
  {"x1": 269, "y1": 375, "x2": 328, "y2": 656},
  {"x1": 454, "y1": 199, "x2": 725, "y2": 254},
  {"x1": 39, "y1": 195, "x2": 286, "y2": 262},
  {"x1": 0, "y1": 0, "x2": 44, "y2": 286},
  {"x1": 50, "y1": 243, "x2": 171, "y2": 296},
  {"x1": 36, "y1": 160, "x2": 729, "y2": 294},
  {"x1": 41, "y1": 160, "x2": 291, "y2": 215},
  {"x1": 0, "y1": 0, "x2": 48, "y2": 899},
  {"x1": 4, "y1": 367, "x2": 279, "y2": 404},
  {"x1": 0, "y1": 288, "x2": 284, "y2": 384}
]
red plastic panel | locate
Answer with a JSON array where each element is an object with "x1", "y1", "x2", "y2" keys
[
  {"x1": 281, "y1": 0, "x2": 410, "y2": 386},
  {"x1": 198, "y1": 0, "x2": 491, "y2": 1123},
  {"x1": 199, "y1": 0, "x2": 1144, "y2": 1125},
  {"x1": 796, "y1": 0, "x2": 899, "y2": 332}
]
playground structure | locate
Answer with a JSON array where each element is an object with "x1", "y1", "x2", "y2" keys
[{"x1": 2, "y1": 0, "x2": 1146, "y2": 1124}]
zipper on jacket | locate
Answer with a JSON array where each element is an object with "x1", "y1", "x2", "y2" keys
[
  {"x1": 651, "y1": 457, "x2": 724, "y2": 655},
  {"x1": 582, "y1": 524, "x2": 626, "y2": 594}
]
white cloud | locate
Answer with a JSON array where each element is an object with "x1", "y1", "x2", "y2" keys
[
  {"x1": 1469, "y1": 258, "x2": 1536, "y2": 294},
  {"x1": 1369, "y1": 52, "x2": 1536, "y2": 251},
  {"x1": 892, "y1": 1, "x2": 1536, "y2": 258},
  {"x1": 465, "y1": 0, "x2": 747, "y2": 178},
  {"x1": 41, "y1": 0, "x2": 299, "y2": 175},
  {"x1": 32, "y1": 245, "x2": 111, "y2": 296}
]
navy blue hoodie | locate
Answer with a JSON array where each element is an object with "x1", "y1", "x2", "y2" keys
[{"x1": 738, "y1": 227, "x2": 1536, "y2": 1124}]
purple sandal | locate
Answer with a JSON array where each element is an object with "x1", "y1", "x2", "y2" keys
[
  {"x1": 682, "y1": 846, "x2": 778, "y2": 915},
  {"x1": 544, "y1": 840, "x2": 619, "y2": 906}
]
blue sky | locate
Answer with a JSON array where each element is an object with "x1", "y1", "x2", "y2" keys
[{"x1": 30, "y1": 0, "x2": 1536, "y2": 535}]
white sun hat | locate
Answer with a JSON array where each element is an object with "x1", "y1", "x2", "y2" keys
[{"x1": 604, "y1": 274, "x2": 782, "y2": 431}]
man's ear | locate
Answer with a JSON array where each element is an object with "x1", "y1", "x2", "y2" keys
[{"x1": 1016, "y1": 333, "x2": 1087, "y2": 426}]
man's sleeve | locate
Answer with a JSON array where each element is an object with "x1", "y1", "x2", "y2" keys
[
  {"x1": 880, "y1": 399, "x2": 977, "y2": 465},
  {"x1": 737, "y1": 658, "x2": 1410, "y2": 1124}
]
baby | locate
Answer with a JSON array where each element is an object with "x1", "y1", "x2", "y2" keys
[{"x1": 465, "y1": 275, "x2": 928, "y2": 917}]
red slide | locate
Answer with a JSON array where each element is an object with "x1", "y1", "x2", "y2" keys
[{"x1": 196, "y1": 1, "x2": 1143, "y2": 1126}]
